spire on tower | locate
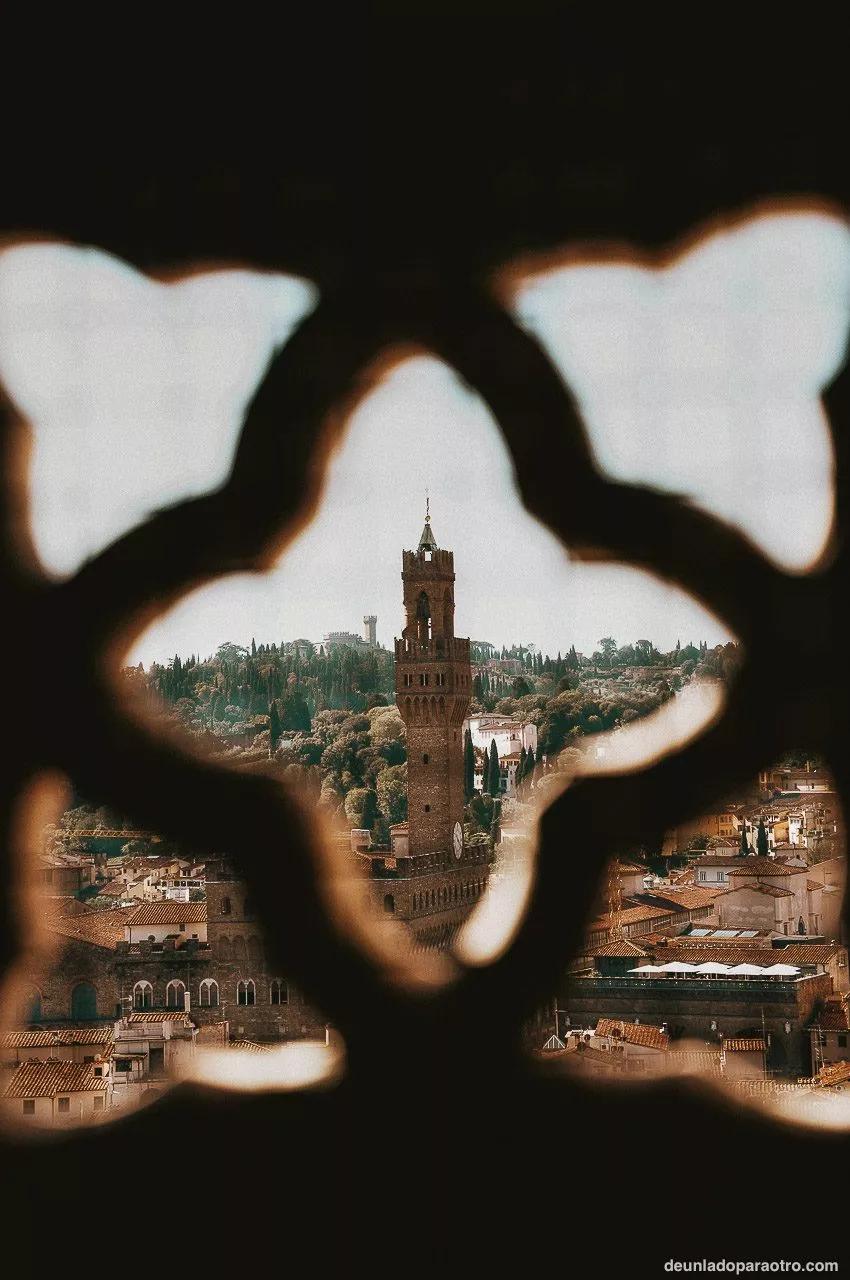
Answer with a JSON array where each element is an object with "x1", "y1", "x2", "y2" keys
[{"x1": 418, "y1": 491, "x2": 438, "y2": 551}]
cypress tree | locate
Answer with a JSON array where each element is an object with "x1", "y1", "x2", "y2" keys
[
  {"x1": 481, "y1": 747, "x2": 489, "y2": 795},
  {"x1": 463, "y1": 729, "x2": 475, "y2": 800},
  {"x1": 757, "y1": 818, "x2": 769, "y2": 857},
  {"x1": 488, "y1": 739, "x2": 501, "y2": 797},
  {"x1": 739, "y1": 821, "x2": 750, "y2": 856}
]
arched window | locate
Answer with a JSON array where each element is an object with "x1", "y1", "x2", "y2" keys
[
  {"x1": 133, "y1": 980, "x2": 153, "y2": 1010},
  {"x1": 237, "y1": 979, "x2": 256, "y2": 1006},
  {"x1": 247, "y1": 935, "x2": 263, "y2": 962},
  {"x1": 220, "y1": 896, "x2": 231, "y2": 915},
  {"x1": 199, "y1": 979, "x2": 219, "y2": 1008},
  {"x1": 232, "y1": 936, "x2": 247, "y2": 961},
  {"x1": 416, "y1": 591, "x2": 431, "y2": 640},
  {"x1": 217, "y1": 936, "x2": 232, "y2": 960},
  {"x1": 270, "y1": 979, "x2": 289, "y2": 1005},
  {"x1": 384, "y1": 894, "x2": 396, "y2": 914},
  {"x1": 70, "y1": 982, "x2": 97, "y2": 1019},
  {"x1": 166, "y1": 980, "x2": 186, "y2": 1009},
  {"x1": 423, "y1": 753, "x2": 430, "y2": 764},
  {"x1": 24, "y1": 987, "x2": 42, "y2": 1023}
]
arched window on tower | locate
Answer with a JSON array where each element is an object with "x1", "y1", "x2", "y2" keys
[
  {"x1": 416, "y1": 591, "x2": 431, "y2": 641},
  {"x1": 384, "y1": 894, "x2": 396, "y2": 914}
]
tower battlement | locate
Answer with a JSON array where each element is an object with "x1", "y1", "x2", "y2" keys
[{"x1": 402, "y1": 547, "x2": 455, "y2": 576}]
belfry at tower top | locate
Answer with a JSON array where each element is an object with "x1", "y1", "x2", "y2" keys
[{"x1": 418, "y1": 502, "x2": 438, "y2": 552}]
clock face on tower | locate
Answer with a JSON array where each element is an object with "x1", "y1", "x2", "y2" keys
[{"x1": 453, "y1": 821, "x2": 463, "y2": 859}]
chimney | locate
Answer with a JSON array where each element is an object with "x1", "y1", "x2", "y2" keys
[{"x1": 184, "y1": 989, "x2": 191, "y2": 1013}]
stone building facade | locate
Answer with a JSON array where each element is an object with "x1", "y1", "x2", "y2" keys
[{"x1": 563, "y1": 969, "x2": 833, "y2": 1076}]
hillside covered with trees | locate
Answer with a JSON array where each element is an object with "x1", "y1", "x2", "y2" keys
[{"x1": 95, "y1": 634, "x2": 739, "y2": 844}]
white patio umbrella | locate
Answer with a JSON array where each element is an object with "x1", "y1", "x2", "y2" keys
[
  {"x1": 728, "y1": 963, "x2": 766, "y2": 975},
  {"x1": 762, "y1": 963, "x2": 800, "y2": 975},
  {"x1": 694, "y1": 962, "x2": 732, "y2": 974}
]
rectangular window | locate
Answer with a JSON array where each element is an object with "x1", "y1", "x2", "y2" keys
[
  {"x1": 93, "y1": 1096, "x2": 104, "y2": 1111},
  {"x1": 839, "y1": 1034, "x2": 848, "y2": 1048},
  {"x1": 22, "y1": 1099, "x2": 35, "y2": 1115},
  {"x1": 116, "y1": 1059, "x2": 131, "y2": 1072},
  {"x1": 57, "y1": 1097, "x2": 70, "y2": 1113}
]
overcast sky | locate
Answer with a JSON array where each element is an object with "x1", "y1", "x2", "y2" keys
[{"x1": 0, "y1": 209, "x2": 846, "y2": 666}]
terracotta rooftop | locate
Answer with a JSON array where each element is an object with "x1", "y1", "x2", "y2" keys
[
  {"x1": 814, "y1": 1060, "x2": 850, "y2": 1087},
  {"x1": 648, "y1": 943, "x2": 842, "y2": 969},
  {"x1": 44, "y1": 898, "x2": 95, "y2": 918},
  {"x1": 588, "y1": 904, "x2": 682, "y2": 933},
  {"x1": 3, "y1": 1060, "x2": 109, "y2": 1098},
  {"x1": 127, "y1": 1011, "x2": 193, "y2": 1025},
  {"x1": 592, "y1": 939, "x2": 649, "y2": 958},
  {"x1": 693, "y1": 856, "x2": 748, "y2": 868},
  {"x1": 3, "y1": 1027, "x2": 112, "y2": 1050},
  {"x1": 126, "y1": 902, "x2": 207, "y2": 926},
  {"x1": 667, "y1": 1050, "x2": 723, "y2": 1073},
  {"x1": 723, "y1": 1038, "x2": 766, "y2": 1052},
  {"x1": 637, "y1": 887, "x2": 725, "y2": 910},
  {"x1": 721, "y1": 882, "x2": 793, "y2": 898},
  {"x1": 47, "y1": 906, "x2": 137, "y2": 950},
  {"x1": 728, "y1": 858, "x2": 796, "y2": 876},
  {"x1": 595, "y1": 1018, "x2": 669, "y2": 1051},
  {"x1": 808, "y1": 994, "x2": 850, "y2": 1032},
  {"x1": 229, "y1": 1039, "x2": 272, "y2": 1053},
  {"x1": 99, "y1": 880, "x2": 130, "y2": 896}
]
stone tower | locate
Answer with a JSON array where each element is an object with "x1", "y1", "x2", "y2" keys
[
  {"x1": 395, "y1": 504, "x2": 471, "y2": 858},
  {"x1": 363, "y1": 614, "x2": 377, "y2": 646}
]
